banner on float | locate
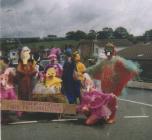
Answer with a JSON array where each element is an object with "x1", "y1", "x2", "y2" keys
[{"x1": 0, "y1": 100, "x2": 76, "y2": 114}]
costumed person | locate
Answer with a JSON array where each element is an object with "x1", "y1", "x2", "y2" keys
[
  {"x1": 87, "y1": 43, "x2": 140, "y2": 123},
  {"x1": 72, "y1": 51, "x2": 86, "y2": 101},
  {"x1": 32, "y1": 67, "x2": 67, "y2": 103},
  {"x1": 44, "y1": 49, "x2": 63, "y2": 78},
  {"x1": 16, "y1": 46, "x2": 36, "y2": 100},
  {"x1": 77, "y1": 73, "x2": 117, "y2": 125},
  {"x1": 61, "y1": 48, "x2": 80, "y2": 104},
  {"x1": 0, "y1": 68, "x2": 22, "y2": 124},
  {"x1": 72, "y1": 51, "x2": 86, "y2": 82},
  {"x1": 0, "y1": 68, "x2": 17, "y2": 100}
]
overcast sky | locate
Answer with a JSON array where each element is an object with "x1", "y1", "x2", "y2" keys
[{"x1": 1, "y1": 0, "x2": 152, "y2": 38}]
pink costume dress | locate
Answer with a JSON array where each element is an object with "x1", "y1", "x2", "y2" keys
[
  {"x1": 77, "y1": 90, "x2": 117, "y2": 120},
  {"x1": 0, "y1": 87, "x2": 17, "y2": 100},
  {"x1": 0, "y1": 69, "x2": 22, "y2": 118},
  {"x1": 0, "y1": 69, "x2": 17, "y2": 100}
]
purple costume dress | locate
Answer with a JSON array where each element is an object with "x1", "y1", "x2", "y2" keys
[{"x1": 77, "y1": 90, "x2": 117, "y2": 120}]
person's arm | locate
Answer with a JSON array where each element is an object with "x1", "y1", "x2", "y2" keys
[
  {"x1": 115, "y1": 56, "x2": 140, "y2": 76},
  {"x1": 86, "y1": 60, "x2": 104, "y2": 79}
]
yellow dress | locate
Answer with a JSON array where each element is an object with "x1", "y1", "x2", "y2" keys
[{"x1": 76, "y1": 62, "x2": 86, "y2": 81}]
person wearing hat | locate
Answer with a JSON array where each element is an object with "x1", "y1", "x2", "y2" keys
[
  {"x1": 61, "y1": 48, "x2": 80, "y2": 104},
  {"x1": 44, "y1": 51, "x2": 63, "y2": 78},
  {"x1": 86, "y1": 43, "x2": 140, "y2": 124}
]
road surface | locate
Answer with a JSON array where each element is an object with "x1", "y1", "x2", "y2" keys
[{"x1": 1, "y1": 88, "x2": 152, "y2": 140}]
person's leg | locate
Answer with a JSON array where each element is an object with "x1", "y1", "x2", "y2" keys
[
  {"x1": 107, "y1": 95, "x2": 117, "y2": 124},
  {"x1": 85, "y1": 114, "x2": 99, "y2": 125},
  {"x1": 74, "y1": 81, "x2": 81, "y2": 103},
  {"x1": 66, "y1": 93, "x2": 77, "y2": 104},
  {"x1": 82, "y1": 106, "x2": 91, "y2": 117}
]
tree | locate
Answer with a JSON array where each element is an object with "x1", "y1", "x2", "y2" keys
[
  {"x1": 65, "y1": 30, "x2": 87, "y2": 40},
  {"x1": 97, "y1": 27, "x2": 114, "y2": 39},
  {"x1": 66, "y1": 31, "x2": 76, "y2": 40},
  {"x1": 87, "y1": 30, "x2": 96, "y2": 40},
  {"x1": 114, "y1": 27, "x2": 129, "y2": 39},
  {"x1": 75, "y1": 30, "x2": 87, "y2": 40}
]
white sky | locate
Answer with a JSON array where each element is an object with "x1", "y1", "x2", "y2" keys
[{"x1": 1, "y1": 0, "x2": 152, "y2": 37}]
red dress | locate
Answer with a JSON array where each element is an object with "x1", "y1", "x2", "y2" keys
[{"x1": 17, "y1": 61, "x2": 36, "y2": 100}]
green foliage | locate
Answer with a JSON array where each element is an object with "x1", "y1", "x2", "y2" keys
[
  {"x1": 87, "y1": 30, "x2": 96, "y2": 40},
  {"x1": 114, "y1": 27, "x2": 129, "y2": 39},
  {"x1": 66, "y1": 30, "x2": 87, "y2": 40},
  {"x1": 97, "y1": 27, "x2": 114, "y2": 39}
]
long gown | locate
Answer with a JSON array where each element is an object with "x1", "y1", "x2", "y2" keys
[
  {"x1": 61, "y1": 60, "x2": 80, "y2": 104},
  {"x1": 17, "y1": 60, "x2": 36, "y2": 100}
]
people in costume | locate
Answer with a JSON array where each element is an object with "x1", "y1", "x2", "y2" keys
[
  {"x1": 0, "y1": 68, "x2": 17, "y2": 100},
  {"x1": 87, "y1": 43, "x2": 140, "y2": 123},
  {"x1": 87, "y1": 43, "x2": 140, "y2": 96},
  {"x1": 32, "y1": 67, "x2": 67, "y2": 103},
  {"x1": 44, "y1": 67, "x2": 62, "y2": 92},
  {"x1": 44, "y1": 48, "x2": 63, "y2": 78},
  {"x1": 72, "y1": 51, "x2": 86, "y2": 82},
  {"x1": 72, "y1": 51, "x2": 86, "y2": 101},
  {"x1": 16, "y1": 46, "x2": 36, "y2": 100},
  {"x1": 49, "y1": 47, "x2": 61, "y2": 62},
  {"x1": 0, "y1": 68, "x2": 22, "y2": 123},
  {"x1": 61, "y1": 48, "x2": 80, "y2": 104},
  {"x1": 77, "y1": 73, "x2": 117, "y2": 125}
]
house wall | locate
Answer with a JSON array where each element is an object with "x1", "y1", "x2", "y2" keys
[
  {"x1": 93, "y1": 44, "x2": 106, "y2": 58},
  {"x1": 79, "y1": 43, "x2": 94, "y2": 63},
  {"x1": 135, "y1": 60, "x2": 152, "y2": 82}
]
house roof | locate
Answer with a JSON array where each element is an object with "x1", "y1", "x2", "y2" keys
[
  {"x1": 94, "y1": 39, "x2": 133, "y2": 48},
  {"x1": 117, "y1": 44, "x2": 152, "y2": 60}
]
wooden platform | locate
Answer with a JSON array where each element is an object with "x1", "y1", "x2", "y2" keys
[{"x1": 0, "y1": 100, "x2": 76, "y2": 115}]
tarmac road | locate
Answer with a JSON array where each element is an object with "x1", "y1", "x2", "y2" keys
[{"x1": 1, "y1": 88, "x2": 152, "y2": 140}]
